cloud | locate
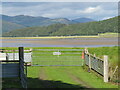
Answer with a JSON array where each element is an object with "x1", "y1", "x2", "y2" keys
[
  {"x1": 102, "y1": 16, "x2": 114, "y2": 20},
  {"x1": 83, "y1": 6, "x2": 101, "y2": 13},
  {"x1": 75, "y1": 6, "x2": 102, "y2": 14},
  {"x1": 1, "y1": 2, "x2": 118, "y2": 20}
]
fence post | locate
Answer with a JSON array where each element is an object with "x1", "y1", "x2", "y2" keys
[
  {"x1": 88, "y1": 54, "x2": 91, "y2": 72},
  {"x1": 104, "y1": 55, "x2": 108, "y2": 82},
  {"x1": 19, "y1": 47, "x2": 24, "y2": 62},
  {"x1": 19, "y1": 47, "x2": 24, "y2": 85},
  {"x1": 19, "y1": 47, "x2": 24, "y2": 79}
]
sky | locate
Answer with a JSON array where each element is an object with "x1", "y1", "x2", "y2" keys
[{"x1": 0, "y1": 2, "x2": 118, "y2": 20}]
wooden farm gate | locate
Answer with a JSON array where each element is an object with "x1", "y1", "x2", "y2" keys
[
  {"x1": 32, "y1": 49, "x2": 84, "y2": 66},
  {"x1": 84, "y1": 48, "x2": 109, "y2": 82}
]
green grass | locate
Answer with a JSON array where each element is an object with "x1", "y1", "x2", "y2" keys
[
  {"x1": 65, "y1": 66, "x2": 117, "y2": 88},
  {"x1": 27, "y1": 66, "x2": 118, "y2": 88},
  {"x1": 1, "y1": 35, "x2": 99, "y2": 39},
  {"x1": 1, "y1": 33, "x2": 119, "y2": 39},
  {"x1": 88, "y1": 46, "x2": 119, "y2": 66},
  {"x1": 2, "y1": 78, "x2": 21, "y2": 88},
  {"x1": 98, "y1": 33, "x2": 119, "y2": 37}
]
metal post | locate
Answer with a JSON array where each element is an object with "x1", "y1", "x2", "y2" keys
[{"x1": 104, "y1": 55, "x2": 108, "y2": 82}]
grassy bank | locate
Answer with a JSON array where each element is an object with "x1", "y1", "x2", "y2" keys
[
  {"x1": 88, "y1": 46, "x2": 119, "y2": 83},
  {"x1": 88, "y1": 46, "x2": 119, "y2": 66}
]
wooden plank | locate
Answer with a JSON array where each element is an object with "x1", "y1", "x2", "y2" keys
[
  {"x1": 7, "y1": 53, "x2": 32, "y2": 62},
  {"x1": 0, "y1": 53, "x2": 6, "y2": 60},
  {"x1": 104, "y1": 55, "x2": 108, "y2": 82},
  {"x1": 7, "y1": 53, "x2": 19, "y2": 60},
  {"x1": 24, "y1": 53, "x2": 32, "y2": 62},
  {"x1": 0, "y1": 60, "x2": 19, "y2": 62},
  {"x1": 1, "y1": 63, "x2": 19, "y2": 78}
]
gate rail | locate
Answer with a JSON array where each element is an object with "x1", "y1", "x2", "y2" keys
[{"x1": 32, "y1": 49, "x2": 84, "y2": 66}]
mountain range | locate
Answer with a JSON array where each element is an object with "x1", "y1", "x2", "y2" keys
[
  {"x1": 0, "y1": 14, "x2": 95, "y2": 33},
  {"x1": 3, "y1": 16, "x2": 118, "y2": 37}
]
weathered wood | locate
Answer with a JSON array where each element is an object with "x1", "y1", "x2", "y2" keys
[
  {"x1": 0, "y1": 53, "x2": 6, "y2": 60},
  {"x1": 88, "y1": 54, "x2": 91, "y2": 71},
  {"x1": 19, "y1": 47, "x2": 27, "y2": 88},
  {"x1": 2, "y1": 53, "x2": 32, "y2": 62},
  {"x1": 104, "y1": 55, "x2": 108, "y2": 82}
]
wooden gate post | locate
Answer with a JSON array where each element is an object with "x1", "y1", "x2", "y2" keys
[
  {"x1": 19, "y1": 47, "x2": 24, "y2": 80},
  {"x1": 19, "y1": 47, "x2": 24, "y2": 60},
  {"x1": 104, "y1": 55, "x2": 108, "y2": 82},
  {"x1": 89, "y1": 54, "x2": 91, "y2": 68}
]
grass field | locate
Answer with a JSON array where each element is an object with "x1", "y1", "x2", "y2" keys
[
  {"x1": 2, "y1": 66, "x2": 118, "y2": 88},
  {"x1": 0, "y1": 35, "x2": 98, "y2": 39},
  {"x1": 1, "y1": 33, "x2": 119, "y2": 39},
  {"x1": 32, "y1": 49, "x2": 84, "y2": 66},
  {"x1": 98, "y1": 33, "x2": 119, "y2": 37},
  {"x1": 27, "y1": 66, "x2": 118, "y2": 88}
]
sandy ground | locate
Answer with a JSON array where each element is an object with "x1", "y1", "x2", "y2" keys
[{"x1": 1, "y1": 37, "x2": 118, "y2": 46}]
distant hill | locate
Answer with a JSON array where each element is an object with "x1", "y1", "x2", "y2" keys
[
  {"x1": 51, "y1": 18, "x2": 75, "y2": 24},
  {"x1": 3, "y1": 16, "x2": 118, "y2": 37},
  {"x1": 1, "y1": 15, "x2": 94, "y2": 27},
  {"x1": 1, "y1": 15, "x2": 50, "y2": 27},
  {"x1": 72, "y1": 17, "x2": 95, "y2": 23},
  {"x1": 0, "y1": 20, "x2": 26, "y2": 33}
]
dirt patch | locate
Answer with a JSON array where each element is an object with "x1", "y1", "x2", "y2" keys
[
  {"x1": 39, "y1": 68, "x2": 47, "y2": 80},
  {"x1": 64, "y1": 70, "x2": 94, "y2": 89},
  {"x1": 2, "y1": 37, "x2": 118, "y2": 45}
]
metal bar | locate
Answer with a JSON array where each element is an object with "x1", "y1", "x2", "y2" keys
[
  {"x1": 33, "y1": 49, "x2": 84, "y2": 51},
  {"x1": 32, "y1": 65, "x2": 82, "y2": 66},
  {"x1": 32, "y1": 60, "x2": 82, "y2": 62}
]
